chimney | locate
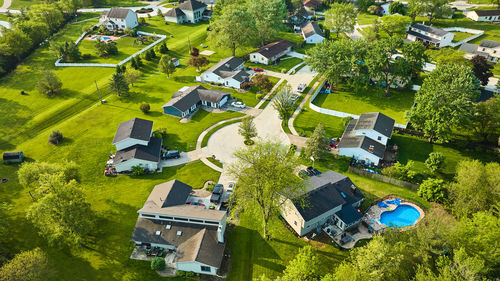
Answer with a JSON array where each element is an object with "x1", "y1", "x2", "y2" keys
[
  {"x1": 368, "y1": 145, "x2": 374, "y2": 153},
  {"x1": 217, "y1": 224, "x2": 224, "y2": 243},
  {"x1": 225, "y1": 63, "x2": 230, "y2": 68},
  {"x1": 351, "y1": 184, "x2": 357, "y2": 194}
]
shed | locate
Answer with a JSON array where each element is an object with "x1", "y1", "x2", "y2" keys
[{"x1": 3, "y1": 151, "x2": 24, "y2": 164}]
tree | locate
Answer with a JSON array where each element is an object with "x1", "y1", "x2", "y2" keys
[
  {"x1": 0, "y1": 248, "x2": 53, "y2": 280},
  {"x1": 151, "y1": 257, "x2": 166, "y2": 271},
  {"x1": 430, "y1": 48, "x2": 472, "y2": 67},
  {"x1": 406, "y1": 64, "x2": 480, "y2": 141},
  {"x1": 149, "y1": 49, "x2": 157, "y2": 59},
  {"x1": 209, "y1": 5, "x2": 255, "y2": 56},
  {"x1": 152, "y1": 128, "x2": 168, "y2": 143},
  {"x1": 382, "y1": 161, "x2": 417, "y2": 182},
  {"x1": 136, "y1": 56, "x2": 143, "y2": 67},
  {"x1": 272, "y1": 84, "x2": 295, "y2": 120},
  {"x1": 277, "y1": 246, "x2": 320, "y2": 281},
  {"x1": 448, "y1": 160, "x2": 500, "y2": 218},
  {"x1": 55, "y1": 41, "x2": 81, "y2": 62},
  {"x1": 401, "y1": 41, "x2": 428, "y2": 79},
  {"x1": 324, "y1": 3, "x2": 356, "y2": 38},
  {"x1": 491, "y1": 0, "x2": 500, "y2": 9},
  {"x1": 304, "y1": 123, "x2": 329, "y2": 161},
  {"x1": 418, "y1": 178, "x2": 447, "y2": 203},
  {"x1": 228, "y1": 141, "x2": 305, "y2": 239},
  {"x1": 140, "y1": 103, "x2": 150, "y2": 114},
  {"x1": 190, "y1": 47, "x2": 199, "y2": 57},
  {"x1": 17, "y1": 161, "x2": 80, "y2": 190},
  {"x1": 367, "y1": 4, "x2": 378, "y2": 15},
  {"x1": 470, "y1": 95, "x2": 500, "y2": 142},
  {"x1": 158, "y1": 54, "x2": 176, "y2": 78},
  {"x1": 157, "y1": 42, "x2": 168, "y2": 54},
  {"x1": 0, "y1": 28, "x2": 32, "y2": 61},
  {"x1": 251, "y1": 74, "x2": 273, "y2": 92},
  {"x1": 109, "y1": 72, "x2": 129, "y2": 96},
  {"x1": 425, "y1": 0, "x2": 453, "y2": 23},
  {"x1": 186, "y1": 55, "x2": 210, "y2": 71},
  {"x1": 407, "y1": 0, "x2": 426, "y2": 21},
  {"x1": 247, "y1": 0, "x2": 287, "y2": 46},
  {"x1": 156, "y1": 8, "x2": 163, "y2": 17},
  {"x1": 124, "y1": 68, "x2": 141, "y2": 86},
  {"x1": 130, "y1": 57, "x2": 138, "y2": 69},
  {"x1": 238, "y1": 116, "x2": 258, "y2": 145},
  {"x1": 48, "y1": 130, "x2": 63, "y2": 145},
  {"x1": 36, "y1": 71, "x2": 62, "y2": 97},
  {"x1": 18, "y1": 20, "x2": 50, "y2": 46},
  {"x1": 357, "y1": 0, "x2": 375, "y2": 12},
  {"x1": 425, "y1": 152, "x2": 445, "y2": 173},
  {"x1": 377, "y1": 15, "x2": 411, "y2": 38},
  {"x1": 26, "y1": 179, "x2": 95, "y2": 248},
  {"x1": 95, "y1": 39, "x2": 118, "y2": 57},
  {"x1": 470, "y1": 55, "x2": 493, "y2": 86},
  {"x1": 389, "y1": 1, "x2": 405, "y2": 14}
]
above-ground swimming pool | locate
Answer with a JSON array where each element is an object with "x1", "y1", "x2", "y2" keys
[{"x1": 380, "y1": 204, "x2": 421, "y2": 227}]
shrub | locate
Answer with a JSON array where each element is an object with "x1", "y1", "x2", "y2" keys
[
  {"x1": 342, "y1": 116, "x2": 353, "y2": 127},
  {"x1": 131, "y1": 165, "x2": 145, "y2": 176},
  {"x1": 140, "y1": 103, "x2": 150, "y2": 113},
  {"x1": 425, "y1": 152, "x2": 445, "y2": 173},
  {"x1": 190, "y1": 47, "x2": 199, "y2": 57},
  {"x1": 48, "y1": 130, "x2": 63, "y2": 145},
  {"x1": 82, "y1": 53, "x2": 91, "y2": 60},
  {"x1": 281, "y1": 68, "x2": 286, "y2": 73},
  {"x1": 256, "y1": 94, "x2": 264, "y2": 100},
  {"x1": 382, "y1": 161, "x2": 417, "y2": 182},
  {"x1": 153, "y1": 128, "x2": 168, "y2": 143},
  {"x1": 418, "y1": 178, "x2": 447, "y2": 203},
  {"x1": 151, "y1": 257, "x2": 165, "y2": 271}
]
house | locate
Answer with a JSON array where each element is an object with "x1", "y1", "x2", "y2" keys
[
  {"x1": 303, "y1": 0, "x2": 322, "y2": 11},
  {"x1": 112, "y1": 118, "x2": 162, "y2": 173},
  {"x1": 281, "y1": 170, "x2": 365, "y2": 236},
  {"x1": 99, "y1": 8, "x2": 138, "y2": 31},
  {"x1": 3, "y1": 151, "x2": 24, "y2": 164},
  {"x1": 459, "y1": 39, "x2": 500, "y2": 63},
  {"x1": 162, "y1": 85, "x2": 231, "y2": 118},
  {"x1": 164, "y1": 0, "x2": 207, "y2": 24},
  {"x1": 288, "y1": 6, "x2": 312, "y2": 26},
  {"x1": 465, "y1": 9, "x2": 500, "y2": 22},
  {"x1": 249, "y1": 40, "x2": 294, "y2": 65},
  {"x1": 377, "y1": 1, "x2": 392, "y2": 16},
  {"x1": 130, "y1": 180, "x2": 227, "y2": 275},
  {"x1": 198, "y1": 56, "x2": 249, "y2": 88},
  {"x1": 338, "y1": 112, "x2": 395, "y2": 166},
  {"x1": 406, "y1": 23, "x2": 454, "y2": 47},
  {"x1": 302, "y1": 21, "x2": 324, "y2": 44}
]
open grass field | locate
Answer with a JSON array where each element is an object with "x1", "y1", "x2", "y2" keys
[
  {"x1": 452, "y1": 31, "x2": 475, "y2": 42},
  {"x1": 77, "y1": 36, "x2": 148, "y2": 64},
  {"x1": 311, "y1": 85, "x2": 415, "y2": 124}
]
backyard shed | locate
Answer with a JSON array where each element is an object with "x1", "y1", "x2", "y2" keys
[{"x1": 3, "y1": 151, "x2": 24, "y2": 164}]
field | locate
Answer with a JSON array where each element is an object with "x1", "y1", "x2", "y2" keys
[
  {"x1": 77, "y1": 35, "x2": 149, "y2": 64},
  {"x1": 451, "y1": 31, "x2": 475, "y2": 42},
  {"x1": 357, "y1": 13, "x2": 379, "y2": 25}
]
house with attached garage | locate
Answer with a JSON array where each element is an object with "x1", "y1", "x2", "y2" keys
[
  {"x1": 302, "y1": 21, "x2": 324, "y2": 44},
  {"x1": 281, "y1": 170, "x2": 365, "y2": 237},
  {"x1": 162, "y1": 85, "x2": 231, "y2": 118},
  {"x1": 464, "y1": 9, "x2": 500, "y2": 22},
  {"x1": 406, "y1": 23, "x2": 454, "y2": 48},
  {"x1": 112, "y1": 118, "x2": 162, "y2": 173},
  {"x1": 459, "y1": 39, "x2": 500, "y2": 63},
  {"x1": 338, "y1": 112, "x2": 395, "y2": 166},
  {"x1": 197, "y1": 56, "x2": 249, "y2": 89},
  {"x1": 130, "y1": 179, "x2": 227, "y2": 275},
  {"x1": 249, "y1": 40, "x2": 293, "y2": 65},
  {"x1": 99, "y1": 8, "x2": 138, "y2": 31},
  {"x1": 164, "y1": 0, "x2": 207, "y2": 24}
]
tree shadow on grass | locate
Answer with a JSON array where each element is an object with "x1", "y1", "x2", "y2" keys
[{"x1": 173, "y1": 75, "x2": 196, "y2": 83}]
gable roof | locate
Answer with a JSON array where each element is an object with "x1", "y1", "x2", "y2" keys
[
  {"x1": 162, "y1": 85, "x2": 231, "y2": 112},
  {"x1": 113, "y1": 137, "x2": 162, "y2": 164},
  {"x1": 113, "y1": 118, "x2": 153, "y2": 144},
  {"x1": 101, "y1": 7, "x2": 132, "y2": 19},
  {"x1": 165, "y1": 7, "x2": 185, "y2": 17},
  {"x1": 145, "y1": 180, "x2": 193, "y2": 208},
  {"x1": 354, "y1": 112, "x2": 395, "y2": 137},
  {"x1": 338, "y1": 135, "x2": 386, "y2": 159},
  {"x1": 303, "y1": 0, "x2": 322, "y2": 9},
  {"x1": 204, "y1": 56, "x2": 245, "y2": 77},
  {"x1": 411, "y1": 23, "x2": 449, "y2": 37},
  {"x1": 479, "y1": 39, "x2": 500, "y2": 48},
  {"x1": 336, "y1": 204, "x2": 362, "y2": 225},
  {"x1": 251, "y1": 40, "x2": 293, "y2": 59},
  {"x1": 302, "y1": 21, "x2": 324, "y2": 38},
  {"x1": 178, "y1": 0, "x2": 207, "y2": 11},
  {"x1": 473, "y1": 9, "x2": 500, "y2": 16},
  {"x1": 459, "y1": 42, "x2": 479, "y2": 54}
]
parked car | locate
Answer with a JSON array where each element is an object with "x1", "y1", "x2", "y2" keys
[
  {"x1": 231, "y1": 101, "x2": 246, "y2": 108},
  {"x1": 220, "y1": 202, "x2": 229, "y2": 213},
  {"x1": 290, "y1": 94, "x2": 300, "y2": 103},
  {"x1": 254, "y1": 67, "x2": 264, "y2": 72},
  {"x1": 227, "y1": 181, "x2": 236, "y2": 191},
  {"x1": 306, "y1": 166, "x2": 320, "y2": 176},
  {"x1": 163, "y1": 150, "x2": 180, "y2": 159},
  {"x1": 297, "y1": 83, "x2": 307, "y2": 93},
  {"x1": 210, "y1": 184, "x2": 224, "y2": 204}
]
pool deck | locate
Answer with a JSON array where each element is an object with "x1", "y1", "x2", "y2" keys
[{"x1": 364, "y1": 196, "x2": 425, "y2": 233}]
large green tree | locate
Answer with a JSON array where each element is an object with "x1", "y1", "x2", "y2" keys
[
  {"x1": 109, "y1": 72, "x2": 130, "y2": 96},
  {"x1": 377, "y1": 15, "x2": 411, "y2": 38},
  {"x1": 424, "y1": 0, "x2": 453, "y2": 23},
  {"x1": 0, "y1": 248, "x2": 53, "y2": 281},
  {"x1": 470, "y1": 95, "x2": 500, "y2": 142},
  {"x1": 0, "y1": 28, "x2": 32, "y2": 61},
  {"x1": 272, "y1": 84, "x2": 296, "y2": 120},
  {"x1": 276, "y1": 246, "x2": 320, "y2": 281},
  {"x1": 324, "y1": 3, "x2": 356, "y2": 38},
  {"x1": 228, "y1": 141, "x2": 305, "y2": 239},
  {"x1": 247, "y1": 0, "x2": 287, "y2": 46},
  {"x1": 17, "y1": 161, "x2": 79, "y2": 190},
  {"x1": 407, "y1": 64, "x2": 480, "y2": 141},
  {"x1": 158, "y1": 54, "x2": 176, "y2": 77},
  {"x1": 238, "y1": 116, "x2": 258, "y2": 145},
  {"x1": 401, "y1": 41, "x2": 428, "y2": 79},
  {"x1": 36, "y1": 71, "x2": 63, "y2": 97},
  {"x1": 304, "y1": 123, "x2": 329, "y2": 161}
]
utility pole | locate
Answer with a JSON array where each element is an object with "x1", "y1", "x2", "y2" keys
[
  {"x1": 188, "y1": 35, "x2": 191, "y2": 54},
  {"x1": 95, "y1": 80, "x2": 103, "y2": 103}
]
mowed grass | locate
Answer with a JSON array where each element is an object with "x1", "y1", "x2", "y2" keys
[
  {"x1": 452, "y1": 31, "x2": 475, "y2": 42},
  {"x1": 77, "y1": 36, "x2": 149, "y2": 63},
  {"x1": 357, "y1": 13, "x2": 379, "y2": 25},
  {"x1": 311, "y1": 85, "x2": 415, "y2": 124}
]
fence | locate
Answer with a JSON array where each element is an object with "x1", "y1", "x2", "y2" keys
[
  {"x1": 444, "y1": 27, "x2": 484, "y2": 48},
  {"x1": 55, "y1": 31, "x2": 167, "y2": 68},
  {"x1": 348, "y1": 166, "x2": 419, "y2": 190}
]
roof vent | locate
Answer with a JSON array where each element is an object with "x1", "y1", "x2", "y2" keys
[
  {"x1": 155, "y1": 230, "x2": 161, "y2": 236},
  {"x1": 351, "y1": 184, "x2": 357, "y2": 193},
  {"x1": 340, "y1": 192, "x2": 346, "y2": 198},
  {"x1": 176, "y1": 231, "x2": 182, "y2": 236},
  {"x1": 225, "y1": 63, "x2": 230, "y2": 68},
  {"x1": 165, "y1": 225, "x2": 172, "y2": 230},
  {"x1": 265, "y1": 47, "x2": 269, "y2": 50},
  {"x1": 368, "y1": 145, "x2": 374, "y2": 153}
]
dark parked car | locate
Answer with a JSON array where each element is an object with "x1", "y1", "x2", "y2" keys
[
  {"x1": 163, "y1": 150, "x2": 180, "y2": 159},
  {"x1": 220, "y1": 202, "x2": 229, "y2": 213},
  {"x1": 210, "y1": 184, "x2": 223, "y2": 204},
  {"x1": 306, "y1": 166, "x2": 320, "y2": 176}
]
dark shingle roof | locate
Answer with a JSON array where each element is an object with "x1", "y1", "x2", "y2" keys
[
  {"x1": 162, "y1": 85, "x2": 231, "y2": 112},
  {"x1": 474, "y1": 9, "x2": 500, "y2": 16},
  {"x1": 101, "y1": 7, "x2": 132, "y2": 19},
  {"x1": 178, "y1": 0, "x2": 207, "y2": 11},
  {"x1": 204, "y1": 56, "x2": 245, "y2": 77},
  {"x1": 145, "y1": 180, "x2": 193, "y2": 208},
  {"x1": 407, "y1": 30, "x2": 440, "y2": 43},
  {"x1": 302, "y1": 21, "x2": 324, "y2": 38},
  {"x1": 479, "y1": 39, "x2": 500, "y2": 48},
  {"x1": 354, "y1": 112, "x2": 395, "y2": 138},
  {"x1": 411, "y1": 23, "x2": 449, "y2": 37},
  {"x1": 165, "y1": 7, "x2": 185, "y2": 17},
  {"x1": 338, "y1": 135, "x2": 386, "y2": 159},
  {"x1": 251, "y1": 40, "x2": 293, "y2": 60},
  {"x1": 3, "y1": 152, "x2": 22, "y2": 160},
  {"x1": 336, "y1": 204, "x2": 362, "y2": 225},
  {"x1": 459, "y1": 42, "x2": 479, "y2": 54},
  {"x1": 113, "y1": 137, "x2": 162, "y2": 164},
  {"x1": 113, "y1": 118, "x2": 153, "y2": 144}
]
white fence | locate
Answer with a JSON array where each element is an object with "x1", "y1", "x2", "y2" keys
[
  {"x1": 444, "y1": 27, "x2": 484, "y2": 48},
  {"x1": 55, "y1": 31, "x2": 167, "y2": 68}
]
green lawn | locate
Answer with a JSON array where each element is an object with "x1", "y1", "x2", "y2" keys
[
  {"x1": 78, "y1": 35, "x2": 150, "y2": 64},
  {"x1": 357, "y1": 13, "x2": 379, "y2": 25},
  {"x1": 9, "y1": 0, "x2": 143, "y2": 9},
  {"x1": 311, "y1": 85, "x2": 415, "y2": 124},
  {"x1": 246, "y1": 56, "x2": 303, "y2": 73},
  {"x1": 452, "y1": 31, "x2": 475, "y2": 42}
]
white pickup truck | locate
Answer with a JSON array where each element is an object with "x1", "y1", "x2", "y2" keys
[{"x1": 297, "y1": 83, "x2": 307, "y2": 93}]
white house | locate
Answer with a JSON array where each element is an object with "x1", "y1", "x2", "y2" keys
[
  {"x1": 338, "y1": 112, "x2": 395, "y2": 166},
  {"x1": 99, "y1": 8, "x2": 138, "y2": 31},
  {"x1": 281, "y1": 171, "x2": 365, "y2": 237},
  {"x1": 378, "y1": 1, "x2": 391, "y2": 15},
  {"x1": 130, "y1": 180, "x2": 227, "y2": 276},
  {"x1": 164, "y1": 0, "x2": 207, "y2": 24},
  {"x1": 406, "y1": 23, "x2": 454, "y2": 47},
  {"x1": 162, "y1": 85, "x2": 231, "y2": 117},
  {"x1": 464, "y1": 9, "x2": 500, "y2": 22},
  {"x1": 249, "y1": 40, "x2": 293, "y2": 65},
  {"x1": 198, "y1": 56, "x2": 249, "y2": 88},
  {"x1": 112, "y1": 118, "x2": 162, "y2": 172},
  {"x1": 459, "y1": 39, "x2": 500, "y2": 63},
  {"x1": 302, "y1": 21, "x2": 325, "y2": 44}
]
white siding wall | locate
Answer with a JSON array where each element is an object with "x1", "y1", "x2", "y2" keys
[
  {"x1": 114, "y1": 138, "x2": 149, "y2": 151},
  {"x1": 177, "y1": 261, "x2": 218, "y2": 275},
  {"x1": 165, "y1": 16, "x2": 182, "y2": 23},
  {"x1": 302, "y1": 205, "x2": 342, "y2": 235},
  {"x1": 114, "y1": 158, "x2": 158, "y2": 172},
  {"x1": 304, "y1": 34, "x2": 324, "y2": 44},
  {"x1": 355, "y1": 129, "x2": 389, "y2": 145},
  {"x1": 125, "y1": 11, "x2": 139, "y2": 29},
  {"x1": 281, "y1": 199, "x2": 342, "y2": 236},
  {"x1": 249, "y1": 53, "x2": 270, "y2": 65},
  {"x1": 440, "y1": 33, "x2": 454, "y2": 47},
  {"x1": 224, "y1": 78, "x2": 241, "y2": 88},
  {"x1": 338, "y1": 147, "x2": 381, "y2": 165},
  {"x1": 202, "y1": 72, "x2": 223, "y2": 84}
]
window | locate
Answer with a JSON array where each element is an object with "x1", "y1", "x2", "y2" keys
[
  {"x1": 200, "y1": 266, "x2": 211, "y2": 272},
  {"x1": 190, "y1": 219, "x2": 204, "y2": 223},
  {"x1": 174, "y1": 217, "x2": 188, "y2": 221},
  {"x1": 141, "y1": 214, "x2": 155, "y2": 218},
  {"x1": 159, "y1": 216, "x2": 173, "y2": 220},
  {"x1": 377, "y1": 136, "x2": 382, "y2": 141},
  {"x1": 205, "y1": 220, "x2": 219, "y2": 225}
]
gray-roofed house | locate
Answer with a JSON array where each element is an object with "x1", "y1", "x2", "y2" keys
[
  {"x1": 406, "y1": 23, "x2": 454, "y2": 47},
  {"x1": 162, "y1": 85, "x2": 231, "y2": 118},
  {"x1": 301, "y1": 21, "x2": 325, "y2": 44},
  {"x1": 198, "y1": 56, "x2": 249, "y2": 88},
  {"x1": 459, "y1": 39, "x2": 500, "y2": 63},
  {"x1": 338, "y1": 112, "x2": 395, "y2": 166},
  {"x1": 465, "y1": 9, "x2": 500, "y2": 22},
  {"x1": 131, "y1": 179, "x2": 227, "y2": 275},
  {"x1": 249, "y1": 40, "x2": 294, "y2": 65},
  {"x1": 111, "y1": 118, "x2": 162, "y2": 172},
  {"x1": 99, "y1": 8, "x2": 138, "y2": 31},
  {"x1": 281, "y1": 170, "x2": 365, "y2": 236},
  {"x1": 164, "y1": 0, "x2": 207, "y2": 24}
]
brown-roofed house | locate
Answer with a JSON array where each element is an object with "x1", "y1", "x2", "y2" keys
[
  {"x1": 301, "y1": 21, "x2": 325, "y2": 44},
  {"x1": 249, "y1": 40, "x2": 293, "y2": 65}
]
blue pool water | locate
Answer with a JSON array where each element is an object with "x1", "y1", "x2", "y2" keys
[
  {"x1": 380, "y1": 204, "x2": 421, "y2": 227},
  {"x1": 91, "y1": 35, "x2": 111, "y2": 40}
]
